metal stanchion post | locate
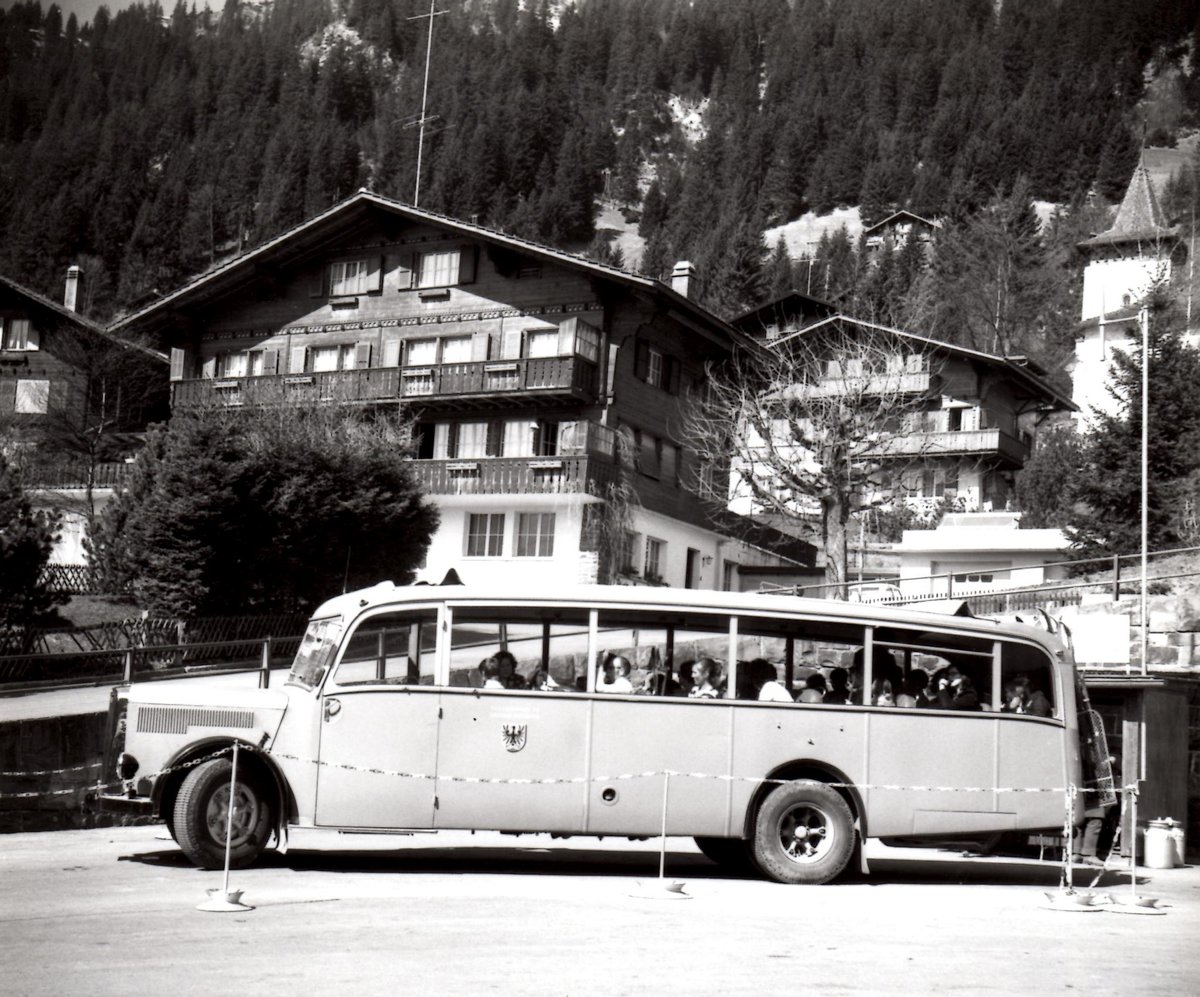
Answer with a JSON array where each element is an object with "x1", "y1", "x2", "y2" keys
[
  {"x1": 197, "y1": 743, "x2": 253, "y2": 912},
  {"x1": 631, "y1": 771, "x2": 688, "y2": 900},
  {"x1": 1110, "y1": 781, "x2": 1165, "y2": 914}
]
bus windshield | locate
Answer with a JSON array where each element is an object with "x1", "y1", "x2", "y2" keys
[{"x1": 286, "y1": 616, "x2": 344, "y2": 690}]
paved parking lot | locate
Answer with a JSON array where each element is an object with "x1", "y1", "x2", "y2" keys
[{"x1": 2, "y1": 827, "x2": 1197, "y2": 996}]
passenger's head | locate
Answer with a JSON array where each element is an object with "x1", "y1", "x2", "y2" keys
[
  {"x1": 1011, "y1": 672, "x2": 1031, "y2": 696},
  {"x1": 695, "y1": 657, "x2": 720, "y2": 687},
  {"x1": 494, "y1": 650, "x2": 517, "y2": 679},
  {"x1": 749, "y1": 658, "x2": 776, "y2": 691},
  {"x1": 805, "y1": 672, "x2": 827, "y2": 693},
  {"x1": 678, "y1": 660, "x2": 695, "y2": 689},
  {"x1": 613, "y1": 655, "x2": 632, "y2": 677},
  {"x1": 482, "y1": 657, "x2": 502, "y2": 680},
  {"x1": 905, "y1": 671, "x2": 927, "y2": 698},
  {"x1": 828, "y1": 667, "x2": 849, "y2": 692},
  {"x1": 529, "y1": 665, "x2": 548, "y2": 687}
]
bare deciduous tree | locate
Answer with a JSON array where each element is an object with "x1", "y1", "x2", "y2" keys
[{"x1": 681, "y1": 321, "x2": 938, "y2": 593}]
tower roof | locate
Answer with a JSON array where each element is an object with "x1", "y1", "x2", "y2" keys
[{"x1": 1079, "y1": 153, "x2": 1178, "y2": 249}]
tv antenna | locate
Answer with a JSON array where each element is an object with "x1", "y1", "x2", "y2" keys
[{"x1": 408, "y1": 0, "x2": 447, "y2": 207}]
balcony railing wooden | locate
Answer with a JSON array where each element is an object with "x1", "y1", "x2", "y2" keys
[
  {"x1": 869, "y1": 428, "x2": 1029, "y2": 464},
  {"x1": 410, "y1": 454, "x2": 618, "y2": 496},
  {"x1": 21, "y1": 462, "x2": 134, "y2": 489},
  {"x1": 172, "y1": 355, "x2": 599, "y2": 409}
]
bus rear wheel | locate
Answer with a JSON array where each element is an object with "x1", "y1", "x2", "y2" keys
[
  {"x1": 173, "y1": 757, "x2": 272, "y2": 870},
  {"x1": 752, "y1": 780, "x2": 854, "y2": 885}
]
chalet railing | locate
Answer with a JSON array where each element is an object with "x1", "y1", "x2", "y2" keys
[
  {"x1": 869, "y1": 428, "x2": 1029, "y2": 463},
  {"x1": 410, "y1": 455, "x2": 618, "y2": 496},
  {"x1": 172, "y1": 355, "x2": 600, "y2": 408}
]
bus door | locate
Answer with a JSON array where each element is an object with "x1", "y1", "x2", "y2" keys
[
  {"x1": 586, "y1": 613, "x2": 733, "y2": 837},
  {"x1": 865, "y1": 631, "x2": 999, "y2": 837},
  {"x1": 314, "y1": 607, "x2": 440, "y2": 829},
  {"x1": 434, "y1": 609, "x2": 592, "y2": 832}
]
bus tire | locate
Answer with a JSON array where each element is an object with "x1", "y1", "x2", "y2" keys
[
  {"x1": 693, "y1": 835, "x2": 755, "y2": 873},
  {"x1": 173, "y1": 757, "x2": 273, "y2": 870},
  {"x1": 752, "y1": 780, "x2": 855, "y2": 885}
]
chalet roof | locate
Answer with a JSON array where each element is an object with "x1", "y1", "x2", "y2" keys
[
  {"x1": 772, "y1": 314, "x2": 1076, "y2": 412},
  {"x1": 862, "y1": 210, "x2": 943, "y2": 237},
  {"x1": 0, "y1": 273, "x2": 167, "y2": 362},
  {"x1": 107, "y1": 190, "x2": 752, "y2": 353},
  {"x1": 730, "y1": 291, "x2": 837, "y2": 337},
  {"x1": 1079, "y1": 154, "x2": 1178, "y2": 249}
]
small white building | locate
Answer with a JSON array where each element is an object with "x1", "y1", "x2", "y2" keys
[{"x1": 894, "y1": 512, "x2": 1069, "y2": 598}]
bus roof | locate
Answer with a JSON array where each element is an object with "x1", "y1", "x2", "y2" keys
[{"x1": 311, "y1": 583, "x2": 1065, "y2": 655}]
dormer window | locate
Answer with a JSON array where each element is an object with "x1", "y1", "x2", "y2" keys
[{"x1": 2, "y1": 318, "x2": 37, "y2": 351}]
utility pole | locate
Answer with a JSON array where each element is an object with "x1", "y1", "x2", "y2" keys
[
  {"x1": 1139, "y1": 305, "x2": 1149, "y2": 677},
  {"x1": 409, "y1": 0, "x2": 447, "y2": 207}
]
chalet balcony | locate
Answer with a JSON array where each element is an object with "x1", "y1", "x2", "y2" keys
[
  {"x1": 870, "y1": 428, "x2": 1030, "y2": 465},
  {"x1": 171, "y1": 355, "x2": 600, "y2": 411},
  {"x1": 19, "y1": 461, "x2": 134, "y2": 489},
  {"x1": 789, "y1": 370, "x2": 934, "y2": 399},
  {"x1": 409, "y1": 454, "x2": 618, "y2": 497}
]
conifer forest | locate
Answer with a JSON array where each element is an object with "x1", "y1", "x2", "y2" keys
[{"x1": 2, "y1": 0, "x2": 1199, "y2": 377}]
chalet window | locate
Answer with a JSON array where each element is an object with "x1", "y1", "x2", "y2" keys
[
  {"x1": 440, "y1": 336, "x2": 472, "y2": 364},
  {"x1": 525, "y1": 329, "x2": 559, "y2": 358},
  {"x1": 328, "y1": 258, "x2": 382, "y2": 297},
  {"x1": 14, "y1": 379, "x2": 50, "y2": 414},
  {"x1": 221, "y1": 352, "x2": 248, "y2": 378},
  {"x1": 406, "y1": 339, "x2": 438, "y2": 366},
  {"x1": 465, "y1": 513, "x2": 505, "y2": 557},
  {"x1": 503, "y1": 420, "x2": 536, "y2": 457},
  {"x1": 644, "y1": 537, "x2": 665, "y2": 580},
  {"x1": 639, "y1": 431, "x2": 661, "y2": 479},
  {"x1": 312, "y1": 345, "x2": 355, "y2": 372},
  {"x1": 555, "y1": 421, "x2": 585, "y2": 455},
  {"x1": 2, "y1": 319, "x2": 37, "y2": 351},
  {"x1": 455, "y1": 421, "x2": 490, "y2": 459},
  {"x1": 417, "y1": 250, "x2": 460, "y2": 289},
  {"x1": 515, "y1": 512, "x2": 556, "y2": 557},
  {"x1": 646, "y1": 348, "x2": 663, "y2": 387}
]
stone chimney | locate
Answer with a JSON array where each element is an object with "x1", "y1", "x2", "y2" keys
[
  {"x1": 670, "y1": 260, "x2": 698, "y2": 299},
  {"x1": 63, "y1": 265, "x2": 82, "y2": 313}
]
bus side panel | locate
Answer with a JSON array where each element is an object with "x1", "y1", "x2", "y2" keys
[
  {"x1": 729, "y1": 705, "x2": 868, "y2": 836},
  {"x1": 434, "y1": 689, "x2": 590, "y2": 832},
  {"x1": 585, "y1": 699, "x2": 730, "y2": 837},
  {"x1": 866, "y1": 711, "x2": 999, "y2": 837},
  {"x1": 996, "y1": 716, "x2": 1070, "y2": 831}
]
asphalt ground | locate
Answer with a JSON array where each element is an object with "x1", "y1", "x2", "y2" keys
[{"x1": 1, "y1": 827, "x2": 1197, "y2": 996}]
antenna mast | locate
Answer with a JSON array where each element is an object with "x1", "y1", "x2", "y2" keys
[{"x1": 409, "y1": 0, "x2": 447, "y2": 207}]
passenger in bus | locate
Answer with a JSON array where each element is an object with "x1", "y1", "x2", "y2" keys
[
  {"x1": 823, "y1": 667, "x2": 852, "y2": 704},
  {"x1": 872, "y1": 678, "x2": 894, "y2": 706},
  {"x1": 481, "y1": 657, "x2": 505, "y2": 690},
  {"x1": 936, "y1": 667, "x2": 981, "y2": 711},
  {"x1": 675, "y1": 660, "x2": 696, "y2": 696},
  {"x1": 689, "y1": 658, "x2": 722, "y2": 698},
  {"x1": 749, "y1": 659, "x2": 792, "y2": 702},
  {"x1": 805, "y1": 672, "x2": 828, "y2": 697},
  {"x1": 903, "y1": 671, "x2": 928, "y2": 706},
  {"x1": 494, "y1": 650, "x2": 526, "y2": 689},
  {"x1": 598, "y1": 654, "x2": 634, "y2": 693},
  {"x1": 1005, "y1": 673, "x2": 1052, "y2": 717},
  {"x1": 528, "y1": 665, "x2": 560, "y2": 692}
]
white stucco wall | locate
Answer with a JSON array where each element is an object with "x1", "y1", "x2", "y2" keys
[{"x1": 1080, "y1": 256, "x2": 1169, "y2": 322}]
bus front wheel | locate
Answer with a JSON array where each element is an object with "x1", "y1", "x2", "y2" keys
[
  {"x1": 752, "y1": 780, "x2": 855, "y2": 885},
  {"x1": 173, "y1": 757, "x2": 272, "y2": 870}
]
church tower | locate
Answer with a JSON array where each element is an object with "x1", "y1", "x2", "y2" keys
[{"x1": 1071, "y1": 155, "x2": 1182, "y2": 425}]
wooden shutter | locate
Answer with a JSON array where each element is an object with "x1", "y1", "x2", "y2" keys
[
  {"x1": 261, "y1": 349, "x2": 280, "y2": 375},
  {"x1": 486, "y1": 420, "x2": 502, "y2": 457},
  {"x1": 557, "y1": 317, "x2": 577, "y2": 355},
  {"x1": 501, "y1": 325, "x2": 521, "y2": 360},
  {"x1": 355, "y1": 342, "x2": 372, "y2": 369},
  {"x1": 169, "y1": 348, "x2": 186, "y2": 381},
  {"x1": 664, "y1": 355, "x2": 680, "y2": 394},
  {"x1": 382, "y1": 339, "x2": 401, "y2": 368},
  {"x1": 25, "y1": 325, "x2": 40, "y2": 350},
  {"x1": 633, "y1": 341, "x2": 649, "y2": 380},
  {"x1": 366, "y1": 256, "x2": 384, "y2": 293},
  {"x1": 471, "y1": 332, "x2": 491, "y2": 361},
  {"x1": 289, "y1": 345, "x2": 307, "y2": 373},
  {"x1": 456, "y1": 245, "x2": 478, "y2": 285},
  {"x1": 308, "y1": 266, "x2": 326, "y2": 297},
  {"x1": 201, "y1": 356, "x2": 216, "y2": 379}
]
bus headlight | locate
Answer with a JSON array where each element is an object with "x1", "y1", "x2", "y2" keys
[{"x1": 117, "y1": 752, "x2": 139, "y2": 780}]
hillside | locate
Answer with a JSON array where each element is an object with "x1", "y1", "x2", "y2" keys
[{"x1": 0, "y1": 0, "x2": 1197, "y2": 343}]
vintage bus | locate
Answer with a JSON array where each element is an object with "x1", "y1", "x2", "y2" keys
[{"x1": 101, "y1": 583, "x2": 1112, "y2": 884}]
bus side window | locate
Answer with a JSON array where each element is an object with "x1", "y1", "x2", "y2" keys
[
  {"x1": 597, "y1": 612, "x2": 729, "y2": 696},
  {"x1": 449, "y1": 610, "x2": 591, "y2": 690},
  {"x1": 1000, "y1": 642, "x2": 1057, "y2": 717},
  {"x1": 333, "y1": 611, "x2": 437, "y2": 687},
  {"x1": 737, "y1": 616, "x2": 864, "y2": 706}
]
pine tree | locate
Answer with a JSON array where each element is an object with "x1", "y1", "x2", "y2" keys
[{"x1": 0, "y1": 455, "x2": 64, "y2": 628}]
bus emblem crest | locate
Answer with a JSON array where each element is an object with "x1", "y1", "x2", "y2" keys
[{"x1": 501, "y1": 724, "x2": 527, "y2": 752}]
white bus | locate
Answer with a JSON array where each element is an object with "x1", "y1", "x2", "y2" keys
[{"x1": 101, "y1": 583, "x2": 1112, "y2": 884}]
